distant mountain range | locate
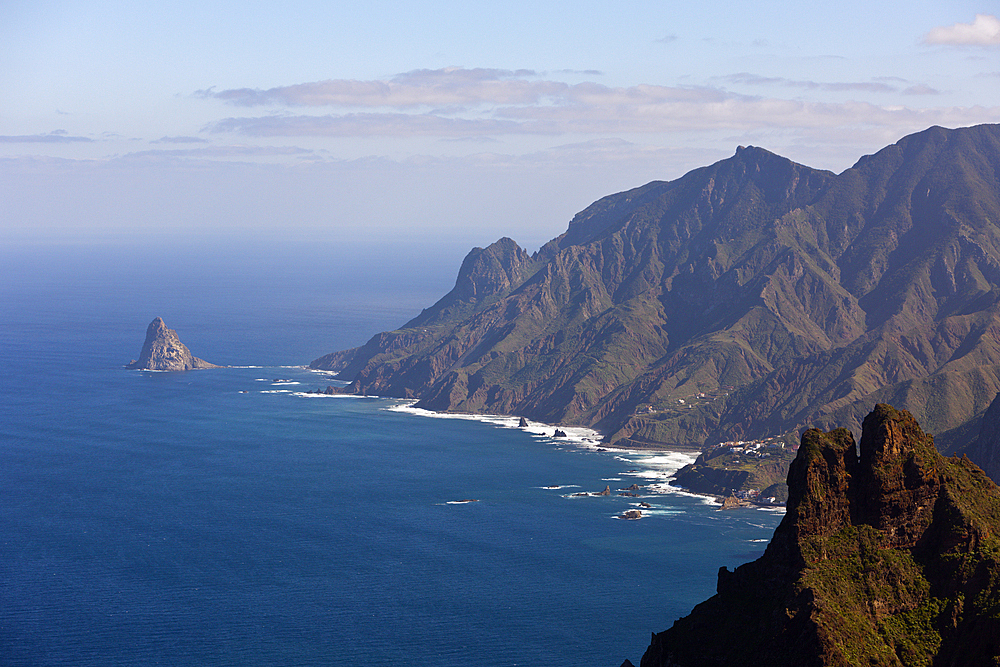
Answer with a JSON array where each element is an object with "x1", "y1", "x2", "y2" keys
[{"x1": 313, "y1": 124, "x2": 1000, "y2": 458}]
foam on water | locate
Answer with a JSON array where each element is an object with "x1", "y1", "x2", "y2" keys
[
  {"x1": 388, "y1": 402, "x2": 603, "y2": 445},
  {"x1": 291, "y1": 392, "x2": 376, "y2": 399},
  {"x1": 1, "y1": 254, "x2": 786, "y2": 667}
]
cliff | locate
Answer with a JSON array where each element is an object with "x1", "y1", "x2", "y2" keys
[
  {"x1": 312, "y1": 124, "x2": 1000, "y2": 452},
  {"x1": 962, "y1": 392, "x2": 1000, "y2": 484},
  {"x1": 126, "y1": 317, "x2": 221, "y2": 371},
  {"x1": 639, "y1": 404, "x2": 1000, "y2": 667}
]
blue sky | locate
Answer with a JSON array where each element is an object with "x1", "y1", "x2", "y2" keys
[{"x1": 2, "y1": 1, "x2": 998, "y2": 255}]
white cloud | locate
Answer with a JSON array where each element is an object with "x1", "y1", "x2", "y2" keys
[
  {"x1": 206, "y1": 113, "x2": 537, "y2": 137},
  {"x1": 199, "y1": 68, "x2": 567, "y2": 109},
  {"x1": 204, "y1": 87, "x2": 1000, "y2": 142},
  {"x1": 198, "y1": 69, "x2": 995, "y2": 147},
  {"x1": 151, "y1": 136, "x2": 210, "y2": 144},
  {"x1": 722, "y1": 73, "x2": 897, "y2": 93},
  {"x1": 924, "y1": 14, "x2": 1000, "y2": 46},
  {"x1": 122, "y1": 145, "x2": 316, "y2": 161},
  {"x1": 902, "y1": 84, "x2": 940, "y2": 96},
  {"x1": 0, "y1": 130, "x2": 92, "y2": 143}
]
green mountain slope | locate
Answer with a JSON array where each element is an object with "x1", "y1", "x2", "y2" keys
[
  {"x1": 639, "y1": 405, "x2": 1000, "y2": 667},
  {"x1": 312, "y1": 124, "x2": 1000, "y2": 452}
]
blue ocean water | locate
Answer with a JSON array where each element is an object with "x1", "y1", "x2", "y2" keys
[{"x1": 0, "y1": 244, "x2": 783, "y2": 666}]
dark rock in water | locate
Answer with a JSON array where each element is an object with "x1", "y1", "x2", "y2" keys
[
  {"x1": 553, "y1": 429, "x2": 568, "y2": 438},
  {"x1": 125, "y1": 317, "x2": 220, "y2": 371},
  {"x1": 618, "y1": 510, "x2": 642, "y2": 520},
  {"x1": 640, "y1": 404, "x2": 1000, "y2": 667},
  {"x1": 718, "y1": 494, "x2": 749, "y2": 510},
  {"x1": 620, "y1": 660, "x2": 636, "y2": 667},
  {"x1": 597, "y1": 485, "x2": 611, "y2": 496},
  {"x1": 518, "y1": 417, "x2": 529, "y2": 427}
]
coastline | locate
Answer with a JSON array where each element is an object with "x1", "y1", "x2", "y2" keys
[
  {"x1": 300, "y1": 368, "x2": 783, "y2": 510},
  {"x1": 381, "y1": 399, "x2": 720, "y2": 506}
]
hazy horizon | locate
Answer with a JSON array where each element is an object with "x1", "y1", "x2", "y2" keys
[{"x1": 3, "y1": 2, "x2": 999, "y2": 257}]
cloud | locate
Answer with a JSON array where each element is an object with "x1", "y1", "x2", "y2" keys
[
  {"x1": 924, "y1": 14, "x2": 1000, "y2": 46},
  {"x1": 118, "y1": 145, "x2": 316, "y2": 163},
  {"x1": 902, "y1": 84, "x2": 940, "y2": 96},
  {"x1": 722, "y1": 73, "x2": 897, "y2": 93},
  {"x1": 151, "y1": 136, "x2": 210, "y2": 144},
  {"x1": 204, "y1": 83, "x2": 1000, "y2": 142},
  {"x1": 198, "y1": 68, "x2": 567, "y2": 109},
  {"x1": 554, "y1": 69, "x2": 604, "y2": 76},
  {"x1": 0, "y1": 130, "x2": 92, "y2": 143},
  {"x1": 207, "y1": 113, "x2": 540, "y2": 137},
  {"x1": 656, "y1": 34, "x2": 678, "y2": 44}
]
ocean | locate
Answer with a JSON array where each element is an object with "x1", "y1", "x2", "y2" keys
[{"x1": 0, "y1": 242, "x2": 783, "y2": 666}]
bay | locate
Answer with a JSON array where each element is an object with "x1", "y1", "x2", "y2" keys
[{"x1": 0, "y1": 243, "x2": 783, "y2": 666}]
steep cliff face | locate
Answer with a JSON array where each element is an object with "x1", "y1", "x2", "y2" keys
[
  {"x1": 640, "y1": 404, "x2": 1000, "y2": 667},
  {"x1": 312, "y1": 124, "x2": 1000, "y2": 451},
  {"x1": 126, "y1": 317, "x2": 220, "y2": 371},
  {"x1": 963, "y1": 391, "x2": 1000, "y2": 483}
]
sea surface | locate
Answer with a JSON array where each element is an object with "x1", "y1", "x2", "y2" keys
[{"x1": 0, "y1": 243, "x2": 783, "y2": 666}]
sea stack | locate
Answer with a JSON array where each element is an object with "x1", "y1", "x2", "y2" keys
[{"x1": 126, "y1": 317, "x2": 221, "y2": 371}]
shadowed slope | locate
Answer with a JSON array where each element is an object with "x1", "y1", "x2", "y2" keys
[
  {"x1": 312, "y1": 124, "x2": 1000, "y2": 453},
  {"x1": 641, "y1": 404, "x2": 1000, "y2": 667}
]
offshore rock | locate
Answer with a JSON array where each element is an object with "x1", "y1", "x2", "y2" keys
[
  {"x1": 640, "y1": 404, "x2": 1000, "y2": 667},
  {"x1": 126, "y1": 317, "x2": 221, "y2": 371}
]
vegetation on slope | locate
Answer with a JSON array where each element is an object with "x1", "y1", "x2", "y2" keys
[
  {"x1": 640, "y1": 405, "x2": 1000, "y2": 667},
  {"x1": 312, "y1": 124, "x2": 1000, "y2": 462}
]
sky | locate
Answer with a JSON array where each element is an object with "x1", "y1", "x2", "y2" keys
[{"x1": 2, "y1": 1, "x2": 999, "y2": 263}]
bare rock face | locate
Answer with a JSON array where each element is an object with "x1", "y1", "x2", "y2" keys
[
  {"x1": 964, "y1": 391, "x2": 1000, "y2": 484},
  {"x1": 126, "y1": 317, "x2": 221, "y2": 371}
]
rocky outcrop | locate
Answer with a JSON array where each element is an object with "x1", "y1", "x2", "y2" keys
[
  {"x1": 308, "y1": 346, "x2": 359, "y2": 374},
  {"x1": 126, "y1": 317, "x2": 220, "y2": 371},
  {"x1": 311, "y1": 124, "x2": 1000, "y2": 453},
  {"x1": 640, "y1": 404, "x2": 1000, "y2": 666},
  {"x1": 963, "y1": 391, "x2": 1000, "y2": 484}
]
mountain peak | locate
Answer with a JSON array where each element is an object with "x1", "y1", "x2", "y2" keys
[
  {"x1": 311, "y1": 123, "x2": 1000, "y2": 460},
  {"x1": 403, "y1": 236, "x2": 532, "y2": 329},
  {"x1": 641, "y1": 405, "x2": 1000, "y2": 666}
]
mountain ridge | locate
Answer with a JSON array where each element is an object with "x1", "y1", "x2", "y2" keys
[{"x1": 312, "y1": 124, "x2": 1000, "y2": 458}]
